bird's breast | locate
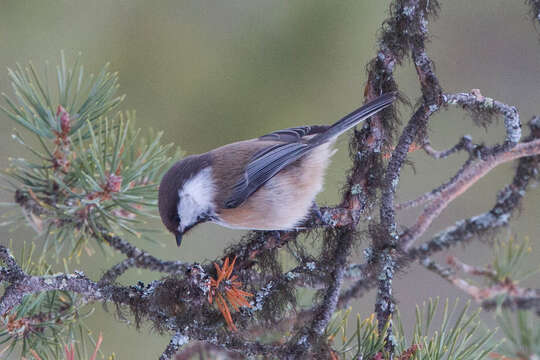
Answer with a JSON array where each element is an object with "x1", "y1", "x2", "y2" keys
[{"x1": 213, "y1": 141, "x2": 335, "y2": 230}]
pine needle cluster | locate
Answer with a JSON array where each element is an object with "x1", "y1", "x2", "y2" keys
[{"x1": 0, "y1": 53, "x2": 179, "y2": 359}]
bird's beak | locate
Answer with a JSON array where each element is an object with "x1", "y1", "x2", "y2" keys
[{"x1": 175, "y1": 232, "x2": 183, "y2": 247}]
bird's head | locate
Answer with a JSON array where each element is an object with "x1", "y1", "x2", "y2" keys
[{"x1": 158, "y1": 154, "x2": 214, "y2": 247}]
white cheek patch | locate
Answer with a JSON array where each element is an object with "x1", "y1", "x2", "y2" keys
[{"x1": 177, "y1": 167, "x2": 216, "y2": 231}]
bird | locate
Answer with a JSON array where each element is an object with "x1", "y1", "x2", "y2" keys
[{"x1": 158, "y1": 93, "x2": 396, "y2": 246}]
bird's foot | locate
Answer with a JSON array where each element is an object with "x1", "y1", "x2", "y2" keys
[
  {"x1": 261, "y1": 230, "x2": 282, "y2": 241},
  {"x1": 305, "y1": 202, "x2": 324, "y2": 226}
]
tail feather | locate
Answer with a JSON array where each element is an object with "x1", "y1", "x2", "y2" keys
[{"x1": 308, "y1": 92, "x2": 396, "y2": 146}]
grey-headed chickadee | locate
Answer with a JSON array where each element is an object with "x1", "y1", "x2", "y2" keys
[{"x1": 158, "y1": 93, "x2": 395, "y2": 246}]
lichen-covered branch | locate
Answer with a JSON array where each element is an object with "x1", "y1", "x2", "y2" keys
[
  {"x1": 527, "y1": 0, "x2": 540, "y2": 25},
  {"x1": 2, "y1": 1, "x2": 539, "y2": 359},
  {"x1": 338, "y1": 116, "x2": 539, "y2": 313},
  {"x1": 482, "y1": 293, "x2": 540, "y2": 315},
  {"x1": 375, "y1": 1, "x2": 442, "y2": 350},
  {"x1": 422, "y1": 256, "x2": 540, "y2": 316},
  {"x1": 401, "y1": 138, "x2": 540, "y2": 249},
  {"x1": 0, "y1": 247, "x2": 105, "y2": 314},
  {"x1": 98, "y1": 258, "x2": 136, "y2": 285},
  {"x1": 175, "y1": 342, "x2": 243, "y2": 360},
  {"x1": 101, "y1": 231, "x2": 191, "y2": 275},
  {"x1": 159, "y1": 332, "x2": 189, "y2": 360},
  {"x1": 291, "y1": 229, "x2": 355, "y2": 356},
  {"x1": 407, "y1": 117, "x2": 540, "y2": 255}
]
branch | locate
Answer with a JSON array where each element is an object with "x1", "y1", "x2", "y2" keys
[
  {"x1": 159, "y1": 332, "x2": 189, "y2": 360},
  {"x1": 375, "y1": 2, "x2": 442, "y2": 351},
  {"x1": 397, "y1": 136, "x2": 475, "y2": 211},
  {"x1": 0, "y1": 244, "x2": 283, "y2": 357},
  {"x1": 446, "y1": 91, "x2": 522, "y2": 144},
  {"x1": 339, "y1": 117, "x2": 540, "y2": 308},
  {"x1": 175, "y1": 342, "x2": 243, "y2": 360},
  {"x1": 408, "y1": 117, "x2": 539, "y2": 258},
  {"x1": 482, "y1": 293, "x2": 540, "y2": 315},
  {"x1": 0, "y1": 245, "x2": 25, "y2": 283},
  {"x1": 293, "y1": 229, "x2": 355, "y2": 356},
  {"x1": 398, "y1": 90, "x2": 523, "y2": 241},
  {"x1": 422, "y1": 256, "x2": 540, "y2": 315},
  {"x1": 527, "y1": 0, "x2": 540, "y2": 25},
  {"x1": 422, "y1": 135, "x2": 474, "y2": 159},
  {"x1": 101, "y1": 231, "x2": 190, "y2": 275},
  {"x1": 0, "y1": 255, "x2": 104, "y2": 315},
  {"x1": 98, "y1": 258, "x2": 136, "y2": 285},
  {"x1": 402, "y1": 138, "x2": 540, "y2": 249},
  {"x1": 211, "y1": 206, "x2": 356, "y2": 275},
  {"x1": 2, "y1": 3, "x2": 539, "y2": 358}
]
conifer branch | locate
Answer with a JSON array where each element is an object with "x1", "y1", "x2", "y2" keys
[{"x1": 1, "y1": 1, "x2": 539, "y2": 358}]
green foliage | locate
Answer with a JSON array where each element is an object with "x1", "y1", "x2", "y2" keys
[
  {"x1": 1, "y1": 53, "x2": 180, "y2": 257},
  {"x1": 491, "y1": 237, "x2": 538, "y2": 284},
  {"x1": 497, "y1": 309, "x2": 540, "y2": 358},
  {"x1": 325, "y1": 309, "x2": 389, "y2": 359},
  {"x1": 0, "y1": 51, "x2": 123, "y2": 139},
  {"x1": 325, "y1": 299, "x2": 497, "y2": 360},
  {"x1": 394, "y1": 298, "x2": 497, "y2": 360},
  {"x1": 0, "y1": 291, "x2": 95, "y2": 360},
  {"x1": 0, "y1": 54, "x2": 181, "y2": 358},
  {"x1": 0, "y1": 243, "x2": 98, "y2": 360},
  {"x1": 489, "y1": 239, "x2": 540, "y2": 359}
]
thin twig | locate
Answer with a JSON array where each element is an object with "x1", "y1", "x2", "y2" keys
[
  {"x1": 401, "y1": 138, "x2": 540, "y2": 250},
  {"x1": 302, "y1": 230, "x2": 355, "y2": 352},
  {"x1": 101, "y1": 231, "x2": 190, "y2": 274},
  {"x1": 482, "y1": 293, "x2": 540, "y2": 315},
  {"x1": 422, "y1": 256, "x2": 540, "y2": 315},
  {"x1": 98, "y1": 258, "x2": 136, "y2": 285},
  {"x1": 445, "y1": 91, "x2": 521, "y2": 145},
  {"x1": 422, "y1": 135, "x2": 474, "y2": 159}
]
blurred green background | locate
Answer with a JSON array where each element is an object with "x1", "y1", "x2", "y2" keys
[{"x1": 0, "y1": 0, "x2": 539, "y2": 358}]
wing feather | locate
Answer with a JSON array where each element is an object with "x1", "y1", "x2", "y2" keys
[
  {"x1": 225, "y1": 94, "x2": 395, "y2": 209},
  {"x1": 258, "y1": 125, "x2": 328, "y2": 142},
  {"x1": 258, "y1": 126, "x2": 312, "y2": 142},
  {"x1": 224, "y1": 142, "x2": 310, "y2": 208}
]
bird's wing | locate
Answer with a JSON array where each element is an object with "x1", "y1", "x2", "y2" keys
[
  {"x1": 224, "y1": 93, "x2": 396, "y2": 209},
  {"x1": 224, "y1": 142, "x2": 311, "y2": 208},
  {"x1": 258, "y1": 125, "x2": 328, "y2": 142},
  {"x1": 223, "y1": 126, "x2": 328, "y2": 207}
]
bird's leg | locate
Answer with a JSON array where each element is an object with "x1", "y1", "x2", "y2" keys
[
  {"x1": 261, "y1": 230, "x2": 281, "y2": 241},
  {"x1": 307, "y1": 201, "x2": 323, "y2": 226}
]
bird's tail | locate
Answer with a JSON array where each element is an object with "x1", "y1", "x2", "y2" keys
[{"x1": 308, "y1": 92, "x2": 396, "y2": 146}]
